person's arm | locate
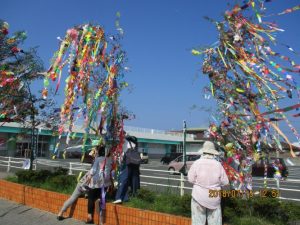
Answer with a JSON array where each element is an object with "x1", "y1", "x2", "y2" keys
[{"x1": 187, "y1": 161, "x2": 197, "y2": 184}]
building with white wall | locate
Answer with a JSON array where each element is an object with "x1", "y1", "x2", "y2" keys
[{"x1": 0, "y1": 123, "x2": 205, "y2": 158}]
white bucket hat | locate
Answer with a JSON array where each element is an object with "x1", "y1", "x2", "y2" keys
[{"x1": 200, "y1": 141, "x2": 220, "y2": 155}]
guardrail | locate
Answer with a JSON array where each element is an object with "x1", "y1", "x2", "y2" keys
[
  {"x1": 2, "y1": 157, "x2": 299, "y2": 200},
  {"x1": 0, "y1": 156, "x2": 36, "y2": 172},
  {"x1": 0, "y1": 156, "x2": 189, "y2": 196}
]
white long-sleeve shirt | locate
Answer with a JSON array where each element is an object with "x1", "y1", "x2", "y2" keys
[
  {"x1": 88, "y1": 156, "x2": 112, "y2": 189},
  {"x1": 188, "y1": 157, "x2": 229, "y2": 209}
]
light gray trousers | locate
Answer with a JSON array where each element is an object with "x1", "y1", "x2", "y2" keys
[
  {"x1": 60, "y1": 183, "x2": 83, "y2": 213},
  {"x1": 191, "y1": 198, "x2": 222, "y2": 225}
]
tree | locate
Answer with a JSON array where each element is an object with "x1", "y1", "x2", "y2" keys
[
  {"x1": 0, "y1": 20, "x2": 50, "y2": 169},
  {"x1": 0, "y1": 20, "x2": 44, "y2": 124}
]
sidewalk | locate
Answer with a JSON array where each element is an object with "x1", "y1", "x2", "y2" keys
[
  {"x1": 0, "y1": 171, "x2": 13, "y2": 179},
  {"x1": 0, "y1": 198, "x2": 87, "y2": 225}
]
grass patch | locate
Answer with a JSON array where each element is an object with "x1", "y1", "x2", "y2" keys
[
  {"x1": 231, "y1": 216, "x2": 278, "y2": 225},
  {"x1": 222, "y1": 196, "x2": 300, "y2": 225},
  {"x1": 124, "y1": 189, "x2": 191, "y2": 217},
  {"x1": 5, "y1": 175, "x2": 18, "y2": 183}
]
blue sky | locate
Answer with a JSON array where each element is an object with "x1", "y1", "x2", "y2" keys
[{"x1": 1, "y1": 0, "x2": 300, "y2": 141}]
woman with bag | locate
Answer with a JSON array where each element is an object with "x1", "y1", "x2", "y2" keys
[
  {"x1": 125, "y1": 136, "x2": 141, "y2": 196},
  {"x1": 57, "y1": 148, "x2": 99, "y2": 221},
  {"x1": 113, "y1": 135, "x2": 141, "y2": 203}
]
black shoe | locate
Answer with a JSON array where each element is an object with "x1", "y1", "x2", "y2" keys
[
  {"x1": 85, "y1": 220, "x2": 94, "y2": 224},
  {"x1": 57, "y1": 216, "x2": 64, "y2": 221}
]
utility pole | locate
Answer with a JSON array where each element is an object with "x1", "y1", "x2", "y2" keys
[
  {"x1": 25, "y1": 80, "x2": 38, "y2": 170},
  {"x1": 180, "y1": 120, "x2": 187, "y2": 196},
  {"x1": 182, "y1": 120, "x2": 187, "y2": 174},
  {"x1": 275, "y1": 121, "x2": 280, "y2": 158}
]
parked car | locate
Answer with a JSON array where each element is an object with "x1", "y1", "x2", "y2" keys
[
  {"x1": 161, "y1": 152, "x2": 182, "y2": 165},
  {"x1": 82, "y1": 150, "x2": 94, "y2": 164},
  {"x1": 60, "y1": 149, "x2": 94, "y2": 164},
  {"x1": 252, "y1": 157, "x2": 288, "y2": 178},
  {"x1": 168, "y1": 153, "x2": 201, "y2": 175}
]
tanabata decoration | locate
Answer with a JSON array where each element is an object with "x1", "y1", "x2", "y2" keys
[
  {"x1": 193, "y1": 1, "x2": 300, "y2": 190},
  {"x1": 44, "y1": 24, "x2": 130, "y2": 222},
  {"x1": 43, "y1": 23, "x2": 129, "y2": 164}
]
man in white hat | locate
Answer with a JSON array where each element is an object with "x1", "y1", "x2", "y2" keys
[{"x1": 188, "y1": 141, "x2": 229, "y2": 225}]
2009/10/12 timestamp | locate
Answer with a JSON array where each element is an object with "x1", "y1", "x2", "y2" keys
[{"x1": 208, "y1": 189, "x2": 280, "y2": 198}]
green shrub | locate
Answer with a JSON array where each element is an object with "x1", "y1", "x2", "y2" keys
[
  {"x1": 15, "y1": 169, "x2": 53, "y2": 184},
  {"x1": 48, "y1": 175, "x2": 76, "y2": 189},
  {"x1": 152, "y1": 194, "x2": 178, "y2": 214},
  {"x1": 43, "y1": 175, "x2": 77, "y2": 194},
  {"x1": 136, "y1": 188, "x2": 156, "y2": 203},
  {"x1": 126, "y1": 197, "x2": 153, "y2": 210},
  {"x1": 222, "y1": 196, "x2": 300, "y2": 225},
  {"x1": 15, "y1": 170, "x2": 36, "y2": 183},
  {"x1": 252, "y1": 197, "x2": 288, "y2": 223},
  {"x1": 125, "y1": 189, "x2": 191, "y2": 217},
  {"x1": 5, "y1": 175, "x2": 18, "y2": 183},
  {"x1": 52, "y1": 167, "x2": 68, "y2": 176},
  {"x1": 231, "y1": 216, "x2": 278, "y2": 225},
  {"x1": 222, "y1": 196, "x2": 250, "y2": 218},
  {"x1": 223, "y1": 206, "x2": 236, "y2": 222},
  {"x1": 280, "y1": 201, "x2": 300, "y2": 222},
  {"x1": 13, "y1": 169, "x2": 75, "y2": 193},
  {"x1": 176, "y1": 194, "x2": 191, "y2": 217}
]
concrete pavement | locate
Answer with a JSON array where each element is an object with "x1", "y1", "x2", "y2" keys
[
  {"x1": 0, "y1": 198, "x2": 87, "y2": 225},
  {"x1": 0, "y1": 171, "x2": 13, "y2": 179}
]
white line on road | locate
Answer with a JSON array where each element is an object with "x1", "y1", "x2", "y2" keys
[
  {"x1": 252, "y1": 185, "x2": 300, "y2": 192},
  {"x1": 279, "y1": 197, "x2": 300, "y2": 202},
  {"x1": 252, "y1": 177, "x2": 300, "y2": 183},
  {"x1": 141, "y1": 175, "x2": 181, "y2": 181},
  {"x1": 252, "y1": 183, "x2": 300, "y2": 188},
  {"x1": 151, "y1": 172, "x2": 170, "y2": 176},
  {"x1": 140, "y1": 181, "x2": 192, "y2": 190}
]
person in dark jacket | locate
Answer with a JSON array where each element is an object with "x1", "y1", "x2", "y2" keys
[
  {"x1": 113, "y1": 135, "x2": 141, "y2": 203},
  {"x1": 125, "y1": 136, "x2": 141, "y2": 196}
]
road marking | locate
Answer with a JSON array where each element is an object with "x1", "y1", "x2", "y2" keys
[
  {"x1": 252, "y1": 183, "x2": 300, "y2": 188},
  {"x1": 141, "y1": 175, "x2": 181, "y2": 181},
  {"x1": 252, "y1": 185, "x2": 300, "y2": 192},
  {"x1": 152, "y1": 172, "x2": 170, "y2": 176},
  {"x1": 279, "y1": 197, "x2": 300, "y2": 202},
  {"x1": 140, "y1": 181, "x2": 192, "y2": 190},
  {"x1": 252, "y1": 177, "x2": 300, "y2": 182},
  {"x1": 287, "y1": 176, "x2": 300, "y2": 179}
]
